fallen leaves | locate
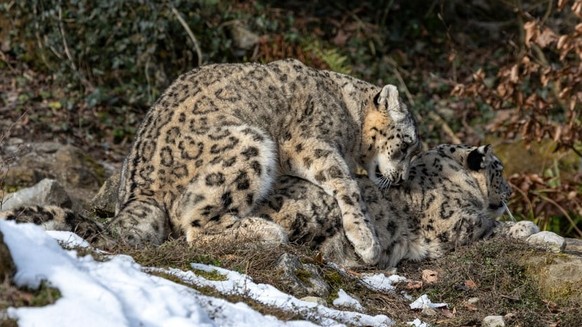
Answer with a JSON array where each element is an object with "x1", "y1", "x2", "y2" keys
[
  {"x1": 422, "y1": 270, "x2": 439, "y2": 284},
  {"x1": 454, "y1": 0, "x2": 582, "y2": 154},
  {"x1": 464, "y1": 279, "x2": 478, "y2": 290}
]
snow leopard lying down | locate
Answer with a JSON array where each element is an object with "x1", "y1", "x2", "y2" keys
[
  {"x1": 250, "y1": 143, "x2": 537, "y2": 267},
  {"x1": 0, "y1": 144, "x2": 537, "y2": 268}
]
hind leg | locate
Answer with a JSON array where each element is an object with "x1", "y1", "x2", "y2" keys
[{"x1": 171, "y1": 125, "x2": 286, "y2": 244}]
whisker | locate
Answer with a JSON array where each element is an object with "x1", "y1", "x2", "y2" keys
[{"x1": 503, "y1": 202, "x2": 516, "y2": 222}]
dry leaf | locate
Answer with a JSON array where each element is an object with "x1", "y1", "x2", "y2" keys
[
  {"x1": 332, "y1": 30, "x2": 350, "y2": 47},
  {"x1": 536, "y1": 28, "x2": 558, "y2": 47},
  {"x1": 510, "y1": 65, "x2": 519, "y2": 83},
  {"x1": 422, "y1": 270, "x2": 439, "y2": 284},
  {"x1": 464, "y1": 279, "x2": 478, "y2": 289},
  {"x1": 523, "y1": 21, "x2": 538, "y2": 47},
  {"x1": 406, "y1": 280, "x2": 423, "y2": 289},
  {"x1": 440, "y1": 308, "x2": 455, "y2": 318},
  {"x1": 472, "y1": 68, "x2": 485, "y2": 81},
  {"x1": 463, "y1": 302, "x2": 478, "y2": 311}
]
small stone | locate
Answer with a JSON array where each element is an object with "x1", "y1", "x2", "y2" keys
[
  {"x1": 0, "y1": 179, "x2": 72, "y2": 211},
  {"x1": 467, "y1": 297, "x2": 480, "y2": 304},
  {"x1": 90, "y1": 172, "x2": 121, "y2": 217},
  {"x1": 54, "y1": 145, "x2": 104, "y2": 189},
  {"x1": 483, "y1": 315, "x2": 505, "y2": 327},
  {"x1": 35, "y1": 142, "x2": 64, "y2": 153},
  {"x1": 276, "y1": 253, "x2": 330, "y2": 298},
  {"x1": 564, "y1": 237, "x2": 582, "y2": 255},
  {"x1": 229, "y1": 21, "x2": 260, "y2": 50},
  {"x1": 421, "y1": 307, "x2": 438, "y2": 316},
  {"x1": 508, "y1": 220, "x2": 539, "y2": 238},
  {"x1": 300, "y1": 296, "x2": 326, "y2": 306},
  {"x1": 526, "y1": 231, "x2": 566, "y2": 252}
]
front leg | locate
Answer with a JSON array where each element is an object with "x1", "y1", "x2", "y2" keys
[{"x1": 282, "y1": 143, "x2": 381, "y2": 265}]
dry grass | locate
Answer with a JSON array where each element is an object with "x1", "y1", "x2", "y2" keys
[
  {"x1": 103, "y1": 236, "x2": 582, "y2": 325},
  {"x1": 392, "y1": 238, "x2": 582, "y2": 326},
  {"x1": 0, "y1": 278, "x2": 61, "y2": 326},
  {"x1": 3, "y1": 232, "x2": 581, "y2": 325}
]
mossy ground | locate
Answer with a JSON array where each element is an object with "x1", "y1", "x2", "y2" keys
[
  {"x1": 0, "y1": 279, "x2": 61, "y2": 326},
  {"x1": 2, "y1": 235, "x2": 581, "y2": 325}
]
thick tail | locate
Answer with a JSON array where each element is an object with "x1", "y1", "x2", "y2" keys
[{"x1": 0, "y1": 205, "x2": 105, "y2": 243}]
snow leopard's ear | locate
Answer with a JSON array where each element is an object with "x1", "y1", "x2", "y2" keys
[
  {"x1": 467, "y1": 144, "x2": 492, "y2": 171},
  {"x1": 373, "y1": 85, "x2": 408, "y2": 122}
]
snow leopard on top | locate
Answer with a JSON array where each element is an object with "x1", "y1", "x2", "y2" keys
[{"x1": 110, "y1": 58, "x2": 419, "y2": 264}]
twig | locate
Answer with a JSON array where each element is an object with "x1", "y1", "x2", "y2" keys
[
  {"x1": 500, "y1": 294, "x2": 520, "y2": 301},
  {"x1": 0, "y1": 51, "x2": 15, "y2": 72},
  {"x1": 386, "y1": 58, "x2": 460, "y2": 144},
  {"x1": 170, "y1": 5, "x2": 203, "y2": 67},
  {"x1": 508, "y1": 180, "x2": 536, "y2": 220},
  {"x1": 569, "y1": 144, "x2": 582, "y2": 158},
  {"x1": 534, "y1": 192, "x2": 582, "y2": 237},
  {"x1": 389, "y1": 63, "x2": 415, "y2": 106},
  {"x1": 541, "y1": 0, "x2": 553, "y2": 25},
  {"x1": 57, "y1": 6, "x2": 76, "y2": 71},
  {"x1": 531, "y1": 44, "x2": 568, "y2": 112},
  {"x1": 428, "y1": 111, "x2": 462, "y2": 144}
]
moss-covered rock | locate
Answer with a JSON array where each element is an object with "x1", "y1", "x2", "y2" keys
[{"x1": 522, "y1": 253, "x2": 582, "y2": 306}]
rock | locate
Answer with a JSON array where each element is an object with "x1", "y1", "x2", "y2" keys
[
  {"x1": 1, "y1": 142, "x2": 105, "y2": 191},
  {"x1": 523, "y1": 253, "x2": 582, "y2": 305},
  {"x1": 53, "y1": 145, "x2": 105, "y2": 189},
  {"x1": 300, "y1": 296, "x2": 326, "y2": 306},
  {"x1": 229, "y1": 21, "x2": 260, "y2": 50},
  {"x1": 0, "y1": 229, "x2": 15, "y2": 279},
  {"x1": 526, "y1": 231, "x2": 566, "y2": 252},
  {"x1": 34, "y1": 142, "x2": 63, "y2": 153},
  {"x1": 1, "y1": 142, "x2": 109, "y2": 212},
  {"x1": 507, "y1": 220, "x2": 539, "y2": 238},
  {"x1": 564, "y1": 237, "x2": 582, "y2": 255},
  {"x1": 90, "y1": 172, "x2": 121, "y2": 217},
  {"x1": 276, "y1": 253, "x2": 330, "y2": 298},
  {"x1": 0, "y1": 179, "x2": 72, "y2": 211},
  {"x1": 482, "y1": 315, "x2": 505, "y2": 327}
]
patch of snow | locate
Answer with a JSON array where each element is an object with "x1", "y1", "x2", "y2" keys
[
  {"x1": 156, "y1": 263, "x2": 394, "y2": 326},
  {"x1": 407, "y1": 318, "x2": 430, "y2": 326},
  {"x1": 332, "y1": 289, "x2": 363, "y2": 311},
  {"x1": 361, "y1": 273, "x2": 407, "y2": 292},
  {"x1": 409, "y1": 294, "x2": 448, "y2": 310},
  {"x1": 401, "y1": 291, "x2": 414, "y2": 301},
  {"x1": 0, "y1": 221, "x2": 339, "y2": 326},
  {"x1": 46, "y1": 230, "x2": 90, "y2": 248}
]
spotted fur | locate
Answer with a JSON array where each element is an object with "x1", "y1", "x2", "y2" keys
[
  {"x1": 0, "y1": 205, "x2": 104, "y2": 242},
  {"x1": 251, "y1": 144, "x2": 523, "y2": 268},
  {"x1": 0, "y1": 145, "x2": 537, "y2": 268},
  {"x1": 109, "y1": 59, "x2": 419, "y2": 264}
]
